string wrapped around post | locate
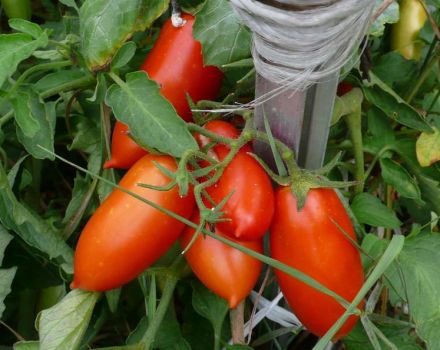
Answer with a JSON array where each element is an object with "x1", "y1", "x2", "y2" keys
[{"x1": 230, "y1": 0, "x2": 375, "y2": 91}]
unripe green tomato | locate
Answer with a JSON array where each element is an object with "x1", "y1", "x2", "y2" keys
[
  {"x1": 391, "y1": 0, "x2": 427, "y2": 60},
  {"x1": 1, "y1": 0, "x2": 31, "y2": 20}
]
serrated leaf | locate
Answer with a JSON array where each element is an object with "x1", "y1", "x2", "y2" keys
[
  {"x1": 370, "y1": 0, "x2": 399, "y2": 37},
  {"x1": 363, "y1": 73, "x2": 432, "y2": 132},
  {"x1": 351, "y1": 193, "x2": 401, "y2": 228},
  {"x1": 13, "y1": 341, "x2": 40, "y2": 350},
  {"x1": 105, "y1": 71, "x2": 198, "y2": 157},
  {"x1": 39, "y1": 290, "x2": 100, "y2": 350},
  {"x1": 0, "y1": 32, "x2": 48, "y2": 87},
  {"x1": 386, "y1": 234, "x2": 440, "y2": 350},
  {"x1": 14, "y1": 91, "x2": 56, "y2": 160},
  {"x1": 193, "y1": 0, "x2": 251, "y2": 67},
  {"x1": 416, "y1": 127, "x2": 440, "y2": 167},
  {"x1": 111, "y1": 41, "x2": 136, "y2": 70},
  {"x1": 0, "y1": 267, "x2": 17, "y2": 318},
  {"x1": 79, "y1": 0, "x2": 169, "y2": 70},
  {"x1": 0, "y1": 162, "x2": 74, "y2": 275},
  {"x1": 380, "y1": 158, "x2": 422, "y2": 201},
  {"x1": 192, "y1": 280, "x2": 228, "y2": 337}
]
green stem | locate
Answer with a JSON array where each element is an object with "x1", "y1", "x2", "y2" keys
[
  {"x1": 363, "y1": 146, "x2": 394, "y2": 186},
  {"x1": 0, "y1": 110, "x2": 13, "y2": 127},
  {"x1": 344, "y1": 108, "x2": 364, "y2": 194},
  {"x1": 40, "y1": 75, "x2": 96, "y2": 99},
  {"x1": 140, "y1": 257, "x2": 185, "y2": 350},
  {"x1": 405, "y1": 48, "x2": 440, "y2": 103}
]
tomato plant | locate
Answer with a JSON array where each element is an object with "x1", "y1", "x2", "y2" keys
[
  {"x1": 0, "y1": 1, "x2": 439, "y2": 350},
  {"x1": 180, "y1": 214, "x2": 263, "y2": 309},
  {"x1": 106, "y1": 13, "x2": 223, "y2": 169},
  {"x1": 270, "y1": 187, "x2": 365, "y2": 339},
  {"x1": 72, "y1": 154, "x2": 195, "y2": 291}
]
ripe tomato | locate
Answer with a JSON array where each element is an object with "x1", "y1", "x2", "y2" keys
[
  {"x1": 103, "y1": 122, "x2": 147, "y2": 169},
  {"x1": 180, "y1": 214, "x2": 263, "y2": 308},
  {"x1": 195, "y1": 120, "x2": 251, "y2": 162},
  {"x1": 337, "y1": 82, "x2": 353, "y2": 97},
  {"x1": 270, "y1": 187, "x2": 364, "y2": 339},
  {"x1": 72, "y1": 154, "x2": 195, "y2": 291},
  {"x1": 106, "y1": 13, "x2": 223, "y2": 169},
  {"x1": 195, "y1": 121, "x2": 274, "y2": 241}
]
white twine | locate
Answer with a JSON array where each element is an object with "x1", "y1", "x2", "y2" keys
[{"x1": 229, "y1": 0, "x2": 375, "y2": 91}]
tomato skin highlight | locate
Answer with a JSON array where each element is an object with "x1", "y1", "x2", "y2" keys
[
  {"x1": 180, "y1": 214, "x2": 263, "y2": 308},
  {"x1": 106, "y1": 13, "x2": 223, "y2": 169},
  {"x1": 195, "y1": 121, "x2": 274, "y2": 241},
  {"x1": 72, "y1": 154, "x2": 195, "y2": 291},
  {"x1": 270, "y1": 187, "x2": 365, "y2": 339}
]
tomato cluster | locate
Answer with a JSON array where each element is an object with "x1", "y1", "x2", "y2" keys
[{"x1": 72, "y1": 12, "x2": 365, "y2": 340}]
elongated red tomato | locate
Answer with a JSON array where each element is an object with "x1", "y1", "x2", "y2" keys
[
  {"x1": 72, "y1": 154, "x2": 195, "y2": 291},
  {"x1": 103, "y1": 122, "x2": 147, "y2": 169},
  {"x1": 105, "y1": 13, "x2": 223, "y2": 169},
  {"x1": 195, "y1": 121, "x2": 274, "y2": 241},
  {"x1": 270, "y1": 187, "x2": 364, "y2": 339},
  {"x1": 180, "y1": 214, "x2": 263, "y2": 308}
]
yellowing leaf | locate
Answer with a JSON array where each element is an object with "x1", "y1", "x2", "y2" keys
[{"x1": 416, "y1": 127, "x2": 440, "y2": 167}]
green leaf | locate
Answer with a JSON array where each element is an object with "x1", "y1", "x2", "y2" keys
[
  {"x1": 0, "y1": 267, "x2": 17, "y2": 318},
  {"x1": 34, "y1": 69, "x2": 86, "y2": 93},
  {"x1": 192, "y1": 280, "x2": 228, "y2": 339},
  {"x1": 370, "y1": 0, "x2": 399, "y2": 37},
  {"x1": 59, "y1": 0, "x2": 79, "y2": 12},
  {"x1": 393, "y1": 138, "x2": 440, "y2": 215},
  {"x1": 373, "y1": 52, "x2": 417, "y2": 87},
  {"x1": 193, "y1": 0, "x2": 251, "y2": 67},
  {"x1": 386, "y1": 234, "x2": 440, "y2": 350},
  {"x1": 345, "y1": 320, "x2": 422, "y2": 350},
  {"x1": 363, "y1": 73, "x2": 432, "y2": 132},
  {"x1": 13, "y1": 341, "x2": 40, "y2": 350},
  {"x1": 0, "y1": 224, "x2": 13, "y2": 264},
  {"x1": 13, "y1": 90, "x2": 56, "y2": 160},
  {"x1": 38, "y1": 290, "x2": 100, "y2": 350},
  {"x1": 8, "y1": 19, "x2": 44, "y2": 38},
  {"x1": 416, "y1": 127, "x2": 440, "y2": 167},
  {"x1": 0, "y1": 32, "x2": 48, "y2": 87},
  {"x1": 226, "y1": 345, "x2": 254, "y2": 350},
  {"x1": 351, "y1": 193, "x2": 401, "y2": 228},
  {"x1": 111, "y1": 41, "x2": 137, "y2": 70},
  {"x1": 180, "y1": 0, "x2": 207, "y2": 14},
  {"x1": 380, "y1": 158, "x2": 422, "y2": 201},
  {"x1": 79, "y1": 0, "x2": 169, "y2": 70},
  {"x1": 0, "y1": 162, "x2": 74, "y2": 275},
  {"x1": 106, "y1": 71, "x2": 198, "y2": 157}
]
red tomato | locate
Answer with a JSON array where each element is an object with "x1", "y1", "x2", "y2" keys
[
  {"x1": 194, "y1": 121, "x2": 274, "y2": 241},
  {"x1": 195, "y1": 120, "x2": 251, "y2": 163},
  {"x1": 337, "y1": 82, "x2": 353, "y2": 96},
  {"x1": 103, "y1": 122, "x2": 147, "y2": 169},
  {"x1": 270, "y1": 187, "x2": 365, "y2": 339},
  {"x1": 105, "y1": 13, "x2": 223, "y2": 169},
  {"x1": 72, "y1": 154, "x2": 195, "y2": 291},
  {"x1": 180, "y1": 214, "x2": 263, "y2": 308}
]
